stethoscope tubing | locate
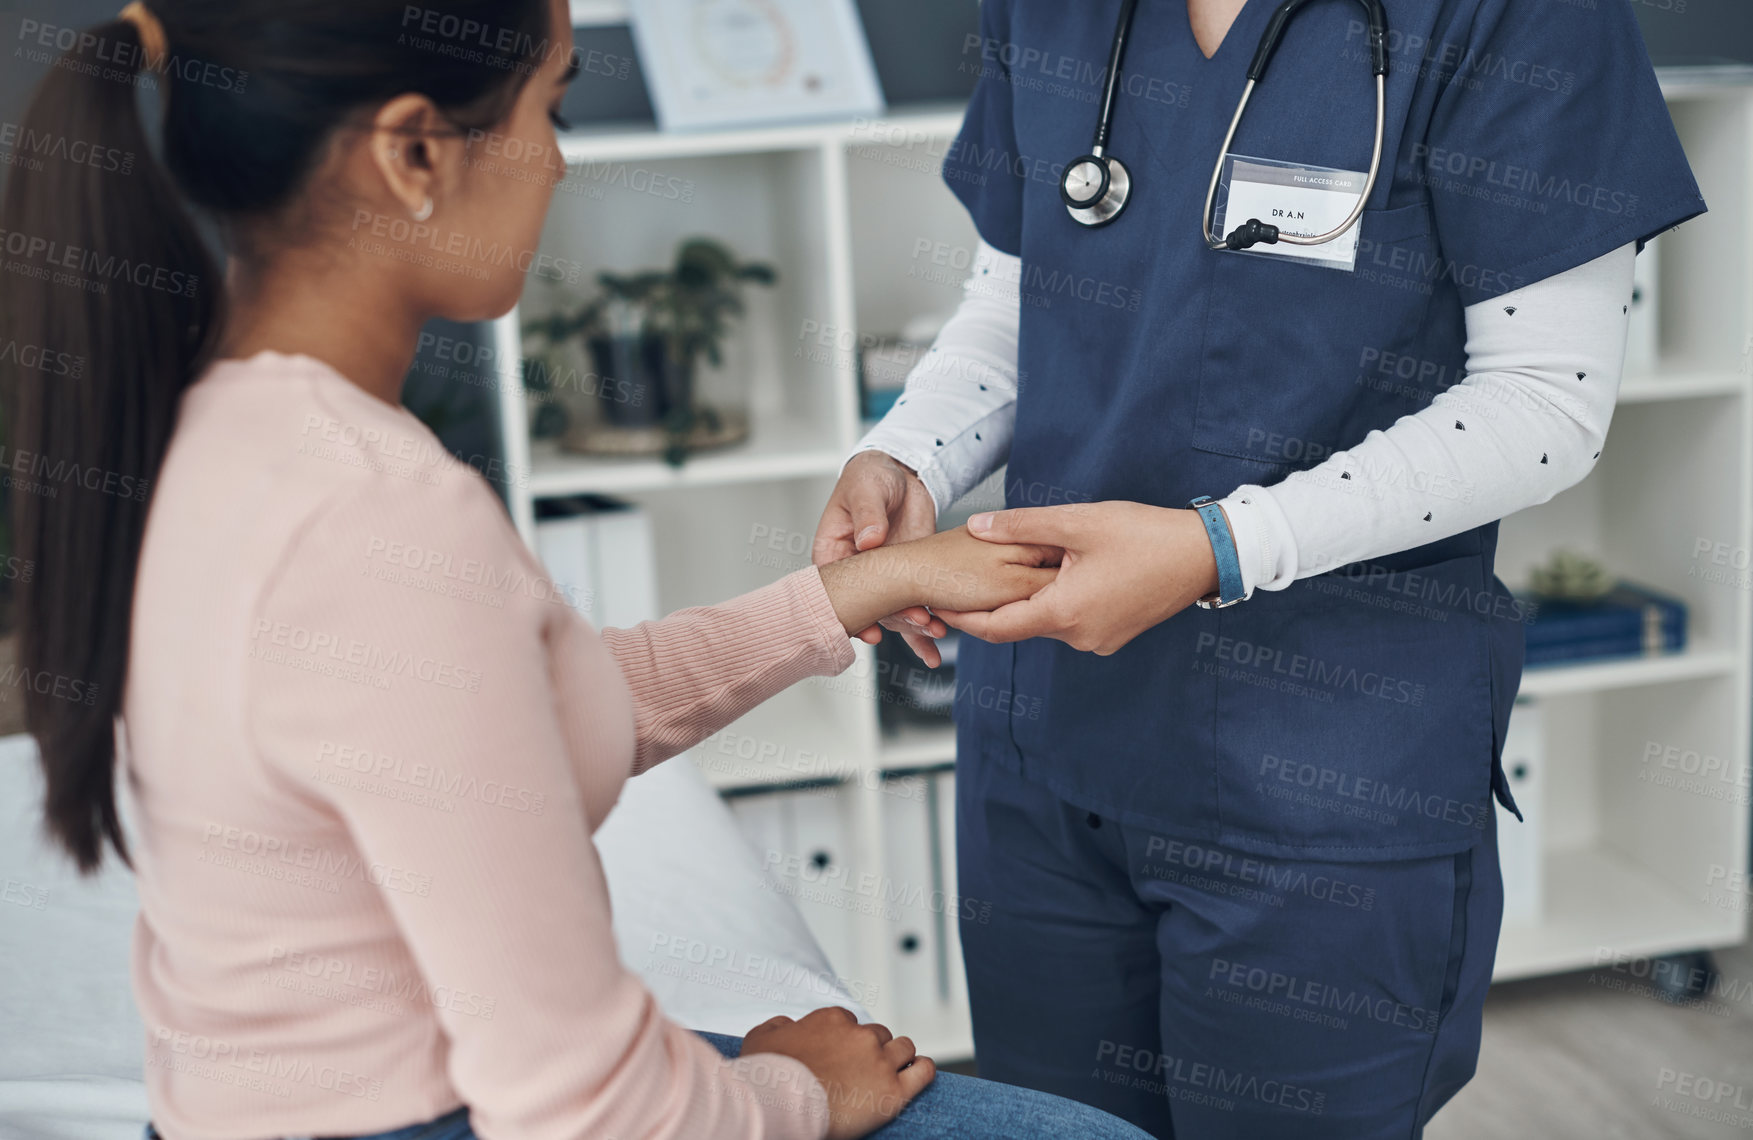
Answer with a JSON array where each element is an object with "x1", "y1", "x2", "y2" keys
[
  {"x1": 1200, "y1": 72, "x2": 1386, "y2": 249},
  {"x1": 1092, "y1": 0, "x2": 1142, "y2": 157},
  {"x1": 1066, "y1": 0, "x2": 1392, "y2": 243}
]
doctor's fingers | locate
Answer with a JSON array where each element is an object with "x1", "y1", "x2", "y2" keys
[
  {"x1": 966, "y1": 504, "x2": 1103, "y2": 549},
  {"x1": 811, "y1": 501, "x2": 862, "y2": 566},
  {"x1": 844, "y1": 461, "x2": 932, "y2": 552},
  {"x1": 937, "y1": 595, "x2": 1068, "y2": 645}
]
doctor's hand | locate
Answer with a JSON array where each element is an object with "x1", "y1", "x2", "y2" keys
[
  {"x1": 935, "y1": 502, "x2": 1222, "y2": 656},
  {"x1": 815, "y1": 451, "x2": 947, "y2": 666}
]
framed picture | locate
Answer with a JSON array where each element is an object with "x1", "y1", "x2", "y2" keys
[{"x1": 628, "y1": 0, "x2": 885, "y2": 131}]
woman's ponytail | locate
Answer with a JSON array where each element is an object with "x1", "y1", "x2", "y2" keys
[
  {"x1": 0, "y1": 13, "x2": 221, "y2": 872},
  {"x1": 3, "y1": 0, "x2": 551, "y2": 874}
]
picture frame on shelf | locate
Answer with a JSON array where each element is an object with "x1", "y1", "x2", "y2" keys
[{"x1": 627, "y1": 0, "x2": 884, "y2": 132}]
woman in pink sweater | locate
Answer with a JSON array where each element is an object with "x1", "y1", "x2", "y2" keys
[{"x1": 1, "y1": 2, "x2": 1155, "y2": 1139}]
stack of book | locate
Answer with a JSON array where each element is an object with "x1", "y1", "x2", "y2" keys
[{"x1": 1519, "y1": 582, "x2": 1687, "y2": 667}]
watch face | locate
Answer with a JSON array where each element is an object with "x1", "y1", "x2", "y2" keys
[{"x1": 1063, "y1": 159, "x2": 1106, "y2": 205}]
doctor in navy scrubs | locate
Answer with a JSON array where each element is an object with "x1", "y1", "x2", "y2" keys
[{"x1": 816, "y1": 0, "x2": 1704, "y2": 1136}]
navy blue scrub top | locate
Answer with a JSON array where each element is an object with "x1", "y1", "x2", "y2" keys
[{"x1": 944, "y1": 0, "x2": 1705, "y2": 861}]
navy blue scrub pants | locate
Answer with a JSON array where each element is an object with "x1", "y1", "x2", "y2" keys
[{"x1": 956, "y1": 752, "x2": 1503, "y2": 1140}]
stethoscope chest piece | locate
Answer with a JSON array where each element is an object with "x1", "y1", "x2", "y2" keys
[{"x1": 1062, "y1": 153, "x2": 1132, "y2": 227}]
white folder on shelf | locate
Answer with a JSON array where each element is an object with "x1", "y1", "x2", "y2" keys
[
  {"x1": 882, "y1": 777, "x2": 940, "y2": 1026},
  {"x1": 728, "y1": 787, "x2": 858, "y2": 980},
  {"x1": 534, "y1": 509, "x2": 599, "y2": 624},
  {"x1": 1497, "y1": 699, "x2": 1546, "y2": 925},
  {"x1": 1625, "y1": 237, "x2": 1660, "y2": 377},
  {"x1": 931, "y1": 771, "x2": 968, "y2": 1015},
  {"x1": 592, "y1": 501, "x2": 659, "y2": 629},
  {"x1": 788, "y1": 787, "x2": 858, "y2": 980},
  {"x1": 534, "y1": 497, "x2": 658, "y2": 629}
]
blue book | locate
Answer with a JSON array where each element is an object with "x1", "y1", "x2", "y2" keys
[{"x1": 1520, "y1": 583, "x2": 1687, "y2": 667}]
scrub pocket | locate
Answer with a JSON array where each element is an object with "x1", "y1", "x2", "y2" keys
[
  {"x1": 1207, "y1": 555, "x2": 1497, "y2": 860},
  {"x1": 1191, "y1": 201, "x2": 1438, "y2": 466}
]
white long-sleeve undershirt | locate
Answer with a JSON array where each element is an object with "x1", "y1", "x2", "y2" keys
[{"x1": 852, "y1": 239, "x2": 1635, "y2": 594}]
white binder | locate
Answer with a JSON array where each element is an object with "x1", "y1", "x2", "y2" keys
[
  {"x1": 1625, "y1": 236, "x2": 1660, "y2": 377},
  {"x1": 931, "y1": 771, "x2": 968, "y2": 1015},
  {"x1": 882, "y1": 776, "x2": 940, "y2": 1025},
  {"x1": 533, "y1": 497, "x2": 658, "y2": 629},
  {"x1": 787, "y1": 786, "x2": 858, "y2": 980},
  {"x1": 534, "y1": 509, "x2": 598, "y2": 623},
  {"x1": 1497, "y1": 699, "x2": 1546, "y2": 924},
  {"x1": 728, "y1": 787, "x2": 857, "y2": 979},
  {"x1": 591, "y1": 502, "x2": 659, "y2": 630}
]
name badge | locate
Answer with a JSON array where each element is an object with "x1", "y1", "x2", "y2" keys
[{"x1": 1213, "y1": 155, "x2": 1366, "y2": 273}]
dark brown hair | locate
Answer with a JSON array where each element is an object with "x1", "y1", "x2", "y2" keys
[{"x1": 0, "y1": 0, "x2": 553, "y2": 872}]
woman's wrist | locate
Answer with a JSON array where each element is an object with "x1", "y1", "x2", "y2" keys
[{"x1": 817, "y1": 546, "x2": 911, "y2": 635}]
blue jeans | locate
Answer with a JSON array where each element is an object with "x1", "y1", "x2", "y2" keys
[{"x1": 146, "y1": 1031, "x2": 1153, "y2": 1140}]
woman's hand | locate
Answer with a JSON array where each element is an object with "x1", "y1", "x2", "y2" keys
[
  {"x1": 743, "y1": 1007, "x2": 935, "y2": 1140},
  {"x1": 936, "y1": 502, "x2": 1221, "y2": 656},
  {"x1": 814, "y1": 452, "x2": 947, "y2": 666},
  {"x1": 816, "y1": 525, "x2": 1059, "y2": 639}
]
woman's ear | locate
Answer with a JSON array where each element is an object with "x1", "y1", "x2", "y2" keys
[{"x1": 367, "y1": 94, "x2": 459, "y2": 220}]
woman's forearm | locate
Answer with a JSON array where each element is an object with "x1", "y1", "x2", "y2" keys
[{"x1": 601, "y1": 571, "x2": 857, "y2": 775}]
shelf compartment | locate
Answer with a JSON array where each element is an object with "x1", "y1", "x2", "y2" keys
[
  {"x1": 1496, "y1": 673, "x2": 1749, "y2": 980},
  {"x1": 522, "y1": 145, "x2": 852, "y2": 494},
  {"x1": 688, "y1": 683, "x2": 869, "y2": 792},
  {"x1": 1497, "y1": 394, "x2": 1752, "y2": 669},
  {"x1": 1494, "y1": 844, "x2": 1743, "y2": 981}
]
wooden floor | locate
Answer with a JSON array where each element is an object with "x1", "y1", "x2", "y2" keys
[{"x1": 1429, "y1": 940, "x2": 1753, "y2": 1140}]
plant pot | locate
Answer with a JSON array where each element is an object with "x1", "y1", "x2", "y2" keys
[
  {"x1": 587, "y1": 332, "x2": 692, "y2": 429},
  {"x1": 564, "y1": 331, "x2": 752, "y2": 460}
]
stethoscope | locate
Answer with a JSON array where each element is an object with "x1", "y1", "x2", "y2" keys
[{"x1": 1060, "y1": 0, "x2": 1391, "y2": 251}]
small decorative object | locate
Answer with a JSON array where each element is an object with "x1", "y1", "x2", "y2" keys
[
  {"x1": 1529, "y1": 549, "x2": 1614, "y2": 601},
  {"x1": 524, "y1": 238, "x2": 776, "y2": 467},
  {"x1": 628, "y1": 0, "x2": 884, "y2": 132},
  {"x1": 1517, "y1": 551, "x2": 1688, "y2": 668}
]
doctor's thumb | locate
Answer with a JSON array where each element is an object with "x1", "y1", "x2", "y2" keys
[
  {"x1": 967, "y1": 507, "x2": 1073, "y2": 547},
  {"x1": 846, "y1": 488, "x2": 893, "y2": 551}
]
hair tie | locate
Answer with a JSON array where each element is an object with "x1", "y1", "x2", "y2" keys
[{"x1": 118, "y1": 2, "x2": 168, "y2": 66}]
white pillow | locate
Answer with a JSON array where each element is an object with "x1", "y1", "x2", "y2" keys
[{"x1": 594, "y1": 754, "x2": 868, "y2": 1035}]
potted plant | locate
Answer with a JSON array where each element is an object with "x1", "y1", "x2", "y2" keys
[{"x1": 524, "y1": 238, "x2": 776, "y2": 467}]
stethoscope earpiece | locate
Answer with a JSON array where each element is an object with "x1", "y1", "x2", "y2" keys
[{"x1": 1225, "y1": 218, "x2": 1280, "y2": 250}]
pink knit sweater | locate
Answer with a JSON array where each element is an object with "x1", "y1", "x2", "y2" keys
[{"x1": 122, "y1": 352, "x2": 855, "y2": 1140}]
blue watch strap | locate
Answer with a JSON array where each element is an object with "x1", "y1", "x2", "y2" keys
[{"x1": 1188, "y1": 496, "x2": 1246, "y2": 608}]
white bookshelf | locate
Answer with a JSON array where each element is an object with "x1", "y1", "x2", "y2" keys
[{"x1": 492, "y1": 87, "x2": 1752, "y2": 1060}]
